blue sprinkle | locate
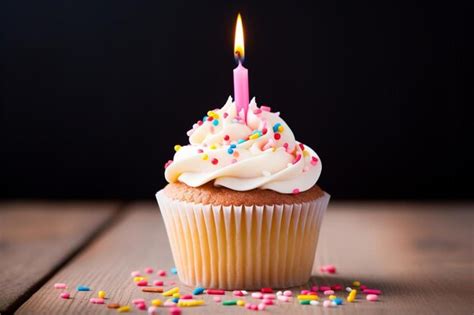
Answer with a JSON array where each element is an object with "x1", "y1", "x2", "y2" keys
[
  {"x1": 333, "y1": 297, "x2": 343, "y2": 305},
  {"x1": 230, "y1": 144, "x2": 237, "y2": 148},
  {"x1": 172, "y1": 297, "x2": 179, "y2": 303},
  {"x1": 203, "y1": 115, "x2": 208, "y2": 122},
  {"x1": 192, "y1": 287, "x2": 205, "y2": 295},
  {"x1": 76, "y1": 285, "x2": 90, "y2": 291},
  {"x1": 273, "y1": 123, "x2": 281, "y2": 132},
  {"x1": 170, "y1": 267, "x2": 178, "y2": 275},
  {"x1": 212, "y1": 119, "x2": 219, "y2": 126},
  {"x1": 227, "y1": 148, "x2": 234, "y2": 154},
  {"x1": 237, "y1": 139, "x2": 245, "y2": 144}
]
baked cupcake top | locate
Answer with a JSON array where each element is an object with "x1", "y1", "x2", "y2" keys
[{"x1": 164, "y1": 97, "x2": 322, "y2": 194}]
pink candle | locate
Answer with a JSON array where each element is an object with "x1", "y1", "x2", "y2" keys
[{"x1": 233, "y1": 13, "x2": 249, "y2": 121}]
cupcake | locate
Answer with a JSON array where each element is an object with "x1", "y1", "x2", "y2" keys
[{"x1": 156, "y1": 97, "x2": 329, "y2": 290}]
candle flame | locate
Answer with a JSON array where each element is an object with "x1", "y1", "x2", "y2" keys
[{"x1": 234, "y1": 13, "x2": 245, "y2": 61}]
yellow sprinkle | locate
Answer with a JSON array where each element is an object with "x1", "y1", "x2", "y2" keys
[
  {"x1": 98, "y1": 290, "x2": 106, "y2": 299},
  {"x1": 237, "y1": 300, "x2": 245, "y2": 306},
  {"x1": 163, "y1": 287, "x2": 179, "y2": 297},
  {"x1": 201, "y1": 153, "x2": 208, "y2": 160},
  {"x1": 151, "y1": 299, "x2": 162, "y2": 306},
  {"x1": 133, "y1": 276, "x2": 146, "y2": 282},
  {"x1": 352, "y1": 281, "x2": 361, "y2": 287},
  {"x1": 297, "y1": 294, "x2": 318, "y2": 300},
  {"x1": 347, "y1": 289, "x2": 357, "y2": 302},
  {"x1": 174, "y1": 144, "x2": 182, "y2": 152},
  {"x1": 172, "y1": 293, "x2": 180, "y2": 298},
  {"x1": 303, "y1": 150, "x2": 309, "y2": 157},
  {"x1": 249, "y1": 133, "x2": 259, "y2": 140},
  {"x1": 210, "y1": 144, "x2": 219, "y2": 150},
  {"x1": 178, "y1": 300, "x2": 205, "y2": 307},
  {"x1": 329, "y1": 295, "x2": 337, "y2": 300},
  {"x1": 207, "y1": 111, "x2": 219, "y2": 119},
  {"x1": 278, "y1": 125, "x2": 284, "y2": 132},
  {"x1": 117, "y1": 305, "x2": 130, "y2": 313}
]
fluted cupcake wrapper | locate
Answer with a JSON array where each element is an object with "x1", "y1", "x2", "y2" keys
[{"x1": 156, "y1": 190, "x2": 330, "y2": 290}]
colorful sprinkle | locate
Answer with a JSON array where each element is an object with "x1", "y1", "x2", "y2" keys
[
  {"x1": 311, "y1": 156, "x2": 319, "y2": 166},
  {"x1": 54, "y1": 283, "x2": 67, "y2": 289},
  {"x1": 60, "y1": 292, "x2": 70, "y2": 299},
  {"x1": 174, "y1": 145, "x2": 182, "y2": 152},
  {"x1": 320, "y1": 264, "x2": 336, "y2": 274},
  {"x1": 347, "y1": 289, "x2": 357, "y2": 302},
  {"x1": 76, "y1": 285, "x2": 90, "y2": 291},
  {"x1": 211, "y1": 158, "x2": 219, "y2": 165},
  {"x1": 163, "y1": 287, "x2": 179, "y2": 296},
  {"x1": 98, "y1": 290, "x2": 106, "y2": 298},
  {"x1": 273, "y1": 123, "x2": 281, "y2": 132},
  {"x1": 223, "y1": 300, "x2": 237, "y2": 306},
  {"x1": 201, "y1": 154, "x2": 209, "y2": 160},
  {"x1": 153, "y1": 280, "x2": 164, "y2": 286},
  {"x1": 170, "y1": 307, "x2": 182, "y2": 315},
  {"x1": 366, "y1": 294, "x2": 379, "y2": 302},
  {"x1": 274, "y1": 133, "x2": 281, "y2": 140},
  {"x1": 292, "y1": 188, "x2": 300, "y2": 194},
  {"x1": 117, "y1": 305, "x2": 131, "y2": 312},
  {"x1": 224, "y1": 135, "x2": 230, "y2": 141},
  {"x1": 363, "y1": 289, "x2": 382, "y2": 295},
  {"x1": 192, "y1": 287, "x2": 205, "y2": 295},
  {"x1": 212, "y1": 119, "x2": 219, "y2": 126},
  {"x1": 207, "y1": 289, "x2": 225, "y2": 295},
  {"x1": 151, "y1": 299, "x2": 162, "y2": 306},
  {"x1": 227, "y1": 148, "x2": 234, "y2": 154},
  {"x1": 164, "y1": 160, "x2": 173, "y2": 169}
]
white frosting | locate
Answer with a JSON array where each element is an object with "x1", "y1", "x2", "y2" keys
[{"x1": 165, "y1": 96, "x2": 322, "y2": 194}]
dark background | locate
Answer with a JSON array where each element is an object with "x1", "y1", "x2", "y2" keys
[{"x1": 1, "y1": 1, "x2": 471, "y2": 200}]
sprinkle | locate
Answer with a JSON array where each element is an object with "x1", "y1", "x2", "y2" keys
[
  {"x1": 237, "y1": 139, "x2": 245, "y2": 144},
  {"x1": 263, "y1": 299, "x2": 273, "y2": 305},
  {"x1": 174, "y1": 145, "x2": 182, "y2": 152},
  {"x1": 170, "y1": 307, "x2": 182, "y2": 315},
  {"x1": 201, "y1": 153, "x2": 209, "y2": 160},
  {"x1": 323, "y1": 300, "x2": 333, "y2": 308},
  {"x1": 241, "y1": 290, "x2": 249, "y2": 296},
  {"x1": 292, "y1": 188, "x2": 300, "y2": 194},
  {"x1": 293, "y1": 154, "x2": 302, "y2": 164},
  {"x1": 311, "y1": 156, "x2": 319, "y2": 166},
  {"x1": 331, "y1": 284, "x2": 343, "y2": 291},
  {"x1": 299, "y1": 143, "x2": 305, "y2": 151},
  {"x1": 312, "y1": 286, "x2": 319, "y2": 292},
  {"x1": 117, "y1": 305, "x2": 131, "y2": 312},
  {"x1": 333, "y1": 297, "x2": 344, "y2": 305},
  {"x1": 90, "y1": 298, "x2": 105, "y2": 304},
  {"x1": 237, "y1": 300, "x2": 246, "y2": 306},
  {"x1": 263, "y1": 293, "x2": 276, "y2": 299},
  {"x1": 233, "y1": 290, "x2": 244, "y2": 296},
  {"x1": 98, "y1": 290, "x2": 106, "y2": 298},
  {"x1": 277, "y1": 295, "x2": 290, "y2": 302},
  {"x1": 261, "y1": 105, "x2": 271, "y2": 112},
  {"x1": 132, "y1": 299, "x2": 146, "y2": 305},
  {"x1": 212, "y1": 119, "x2": 219, "y2": 126},
  {"x1": 163, "y1": 287, "x2": 180, "y2": 296},
  {"x1": 251, "y1": 292, "x2": 263, "y2": 299},
  {"x1": 76, "y1": 285, "x2": 90, "y2": 291},
  {"x1": 283, "y1": 290, "x2": 292, "y2": 297},
  {"x1": 262, "y1": 128, "x2": 268, "y2": 134},
  {"x1": 233, "y1": 151, "x2": 239, "y2": 158},
  {"x1": 133, "y1": 276, "x2": 146, "y2": 282},
  {"x1": 253, "y1": 108, "x2": 262, "y2": 115},
  {"x1": 207, "y1": 289, "x2": 225, "y2": 295},
  {"x1": 324, "y1": 290, "x2": 334, "y2": 295},
  {"x1": 300, "y1": 300, "x2": 311, "y2": 305},
  {"x1": 301, "y1": 290, "x2": 310, "y2": 294},
  {"x1": 273, "y1": 123, "x2": 281, "y2": 132},
  {"x1": 303, "y1": 150, "x2": 309, "y2": 157},
  {"x1": 178, "y1": 300, "x2": 205, "y2": 307},
  {"x1": 223, "y1": 300, "x2": 237, "y2": 306},
  {"x1": 151, "y1": 299, "x2": 162, "y2": 306},
  {"x1": 347, "y1": 289, "x2": 357, "y2": 302},
  {"x1": 249, "y1": 133, "x2": 259, "y2": 140},
  {"x1": 197, "y1": 120, "x2": 203, "y2": 126},
  {"x1": 207, "y1": 116, "x2": 214, "y2": 122},
  {"x1": 211, "y1": 158, "x2": 219, "y2": 165},
  {"x1": 213, "y1": 296, "x2": 221, "y2": 302},
  {"x1": 209, "y1": 144, "x2": 217, "y2": 150},
  {"x1": 366, "y1": 294, "x2": 379, "y2": 302},
  {"x1": 147, "y1": 306, "x2": 158, "y2": 315},
  {"x1": 164, "y1": 300, "x2": 176, "y2": 307},
  {"x1": 171, "y1": 297, "x2": 179, "y2": 303},
  {"x1": 54, "y1": 283, "x2": 67, "y2": 289},
  {"x1": 346, "y1": 287, "x2": 353, "y2": 292},
  {"x1": 278, "y1": 125, "x2": 284, "y2": 132},
  {"x1": 223, "y1": 112, "x2": 229, "y2": 118},
  {"x1": 180, "y1": 294, "x2": 192, "y2": 300},
  {"x1": 360, "y1": 285, "x2": 367, "y2": 290},
  {"x1": 164, "y1": 160, "x2": 173, "y2": 169},
  {"x1": 224, "y1": 135, "x2": 230, "y2": 141},
  {"x1": 143, "y1": 287, "x2": 164, "y2": 293},
  {"x1": 227, "y1": 148, "x2": 234, "y2": 154},
  {"x1": 131, "y1": 271, "x2": 141, "y2": 277},
  {"x1": 320, "y1": 264, "x2": 336, "y2": 274},
  {"x1": 363, "y1": 289, "x2": 382, "y2": 295},
  {"x1": 352, "y1": 281, "x2": 361, "y2": 287},
  {"x1": 261, "y1": 288, "x2": 273, "y2": 293},
  {"x1": 258, "y1": 303, "x2": 266, "y2": 310},
  {"x1": 297, "y1": 295, "x2": 318, "y2": 301},
  {"x1": 60, "y1": 292, "x2": 70, "y2": 299},
  {"x1": 310, "y1": 300, "x2": 320, "y2": 306},
  {"x1": 329, "y1": 295, "x2": 337, "y2": 300},
  {"x1": 153, "y1": 280, "x2": 164, "y2": 286},
  {"x1": 192, "y1": 287, "x2": 205, "y2": 295},
  {"x1": 274, "y1": 133, "x2": 281, "y2": 140},
  {"x1": 107, "y1": 303, "x2": 121, "y2": 309},
  {"x1": 136, "y1": 280, "x2": 148, "y2": 286},
  {"x1": 230, "y1": 144, "x2": 237, "y2": 148},
  {"x1": 319, "y1": 286, "x2": 331, "y2": 291}
]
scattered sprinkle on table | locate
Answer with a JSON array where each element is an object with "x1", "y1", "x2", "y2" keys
[{"x1": 76, "y1": 285, "x2": 90, "y2": 291}]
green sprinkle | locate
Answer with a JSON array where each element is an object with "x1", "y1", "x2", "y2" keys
[
  {"x1": 300, "y1": 300, "x2": 311, "y2": 305},
  {"x1": 223, "y1": 300, "x2": 238, "y2": 306}
]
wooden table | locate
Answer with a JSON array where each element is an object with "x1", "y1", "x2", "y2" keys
[{"x1": 1, "y1": 201, "x2": 472, "y2": 314}]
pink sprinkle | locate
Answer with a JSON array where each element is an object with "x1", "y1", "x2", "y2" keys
[
  {"x1": 323, "y1": 300, "x2": 333, "y2": 308},
  {"x1": 283, "y1": 290, "x2": 292, "y2": 297},
  {"x1": 170, "y1": 307, "x2": 182, "y2": 315},
  {"x1": 293, "y1": 154, "x2": 302, "y2": 164},
  {"x1": 157, "y1": 269, "x2": 166, "y2": 276},
  {"x1": 224, "y1": 135, "x2": 230, "y2": 141},
  {"x1": 164, "y1": 301, "x2": 176, "y2": 307},
  {"x1": 258, "y1": 303, "x2": 266, "y2": 310},
  {"x1": 181, "y1": 294, "x2": 192, "y2": 300},
  {"x1": 299, "y1": 143, "x2": 305, "y2": 151},
  {"x1": 366, "y1": 294, "x2": 379, "y2": 302},
  {"x1": 301, "y1": 290, "x2": 310, "y2": 294},
  {"x1": 331, "y1": 284, "x2": 343, "y2": 291},
  {"x1": 245, "y1": 303, "x2": 252, "y2": 309},
  {"x1": 263, "y1": 293, "x2": 275, "y2": 299},
  {"x1": 250, "y1": 304, "x2": 258, "y2": 310},
  {"x1": 231, "y1": 158, "x2": 238, "y2": 164},
  {"x1": 131, "y1": 270, "x2": 141, "y2": 277},
  {"x1": 263, "y1": 299, "x2": 273, "y2": 305},
  {"x1": 197, "y1": 120, "x2": 203, "y2": 126},
  {"x1": 277, "y1": 295, "x2": 290, "y2": 302},
  {"x1": 168, "y1": 281, "x2": 176, "y2": 285},
  {"x1": 251, "y1": 292, "x2": 263, "y2": 299},
  {"x1": 262, "y1": 128, "x2": 268, "y2": 135},
  {"x1": 319, "y1": 286, "x2": 331, "y2": 291},
  {"x1": 360, "y1": 285, "x2": 367, "y2": 290},
  {"x1": 307, "y1": 291, "x2": 318, "y2": 295},
  {"x1": 197, "y1": 149, "x2": 204, "y2": 153},
  {"x1": 132, "y1": 299, "x2": 146, "y2": 305},
  {"x1": 90, "y1": 298, "x2": 105, "y2": 304},
  {"x1": 207, "y1": 289, "x2": 225, "y2": 295},
  {"x1": 213, "y1": 296, "x2": 221, "y2": 302},
  {"x1": 292, "y1": 188, "x2": 300, "y2": 194},
  {"x1": 324, "y1": 290, "x2": 335, "y2": 295},
  {"x1": 311, "y1": 156, "x2": 319, "y2": 166},
  {"x1": 253, "y1": 109, "x2": 262, "y2": 114},
  {"x1": 233, "y1": 290, "x2": 243, "y2": 296},
  {"x1": 153, "y1": 280, "x2": 164, "y2": 286},
  {"x1": 363, "y1": 289, "x2": 382, "y2": 295},
  {"x1": 311, "y1": 286, "x2": 318, "y2": 292},
  {"x1": 54, "y1": 283, "x2": 67, "y2": 289},
  {"x1": 223, "y1": 112, "x2": 229, "y2": 118},
  {"x1": 261, "y1": 105, "x2": 271, "y2": 112},
  {"x1": 136, "y1": 303, "x2": 146, "y2": 310},
  {"x1": 148, "y1": 306, "x2": 157, "y2": 315},
  {"x1": 136, "y1": 280, "x2": 148, "y2": 286},
  {"x1": 283, "y1": 143, "x2": 289, "y2": 149},
  {"x1": 320, "y1": 264, "x2": 336, "y2": 274},
  {"x1": 60, "y1": 292, "x2": 70, "y2": 299},
  {"x1": 144, "y1": 267, "x2": 153, "y2": 274},
  {"x1": 164, "y1": 160, "x2": 173, "y2": 169}
]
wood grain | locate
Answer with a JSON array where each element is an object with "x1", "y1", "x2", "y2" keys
[
  {"x1": 17, "y1": 202, "x2": 474, "y2": 314},
  {"x1": 0, "y1": 201, "x2": 119, "y2": 313}
]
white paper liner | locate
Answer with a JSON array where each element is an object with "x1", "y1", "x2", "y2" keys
[{"x1": 156, "y1": 190, "x2": 330, "y2": 290}]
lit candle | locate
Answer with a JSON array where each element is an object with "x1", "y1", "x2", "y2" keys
[{"x1": 233, "y1": 13, "x2": 249, "y2": 122}]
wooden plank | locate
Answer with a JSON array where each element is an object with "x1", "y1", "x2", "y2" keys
[
  {"x1": 0, "y1": 201, "x2": 119, "y2": 314},
  {"x1": 17, "y1": 202, "x2": 474, "y2": 314}
]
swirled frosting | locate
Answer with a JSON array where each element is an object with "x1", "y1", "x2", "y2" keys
[{"x1": 164, "y1": 96, "x2": 322, "y2": 194}]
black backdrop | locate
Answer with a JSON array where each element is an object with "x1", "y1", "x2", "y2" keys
[{"x1": 1, "y1": 0, "x2": 471, "y2": 200}]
